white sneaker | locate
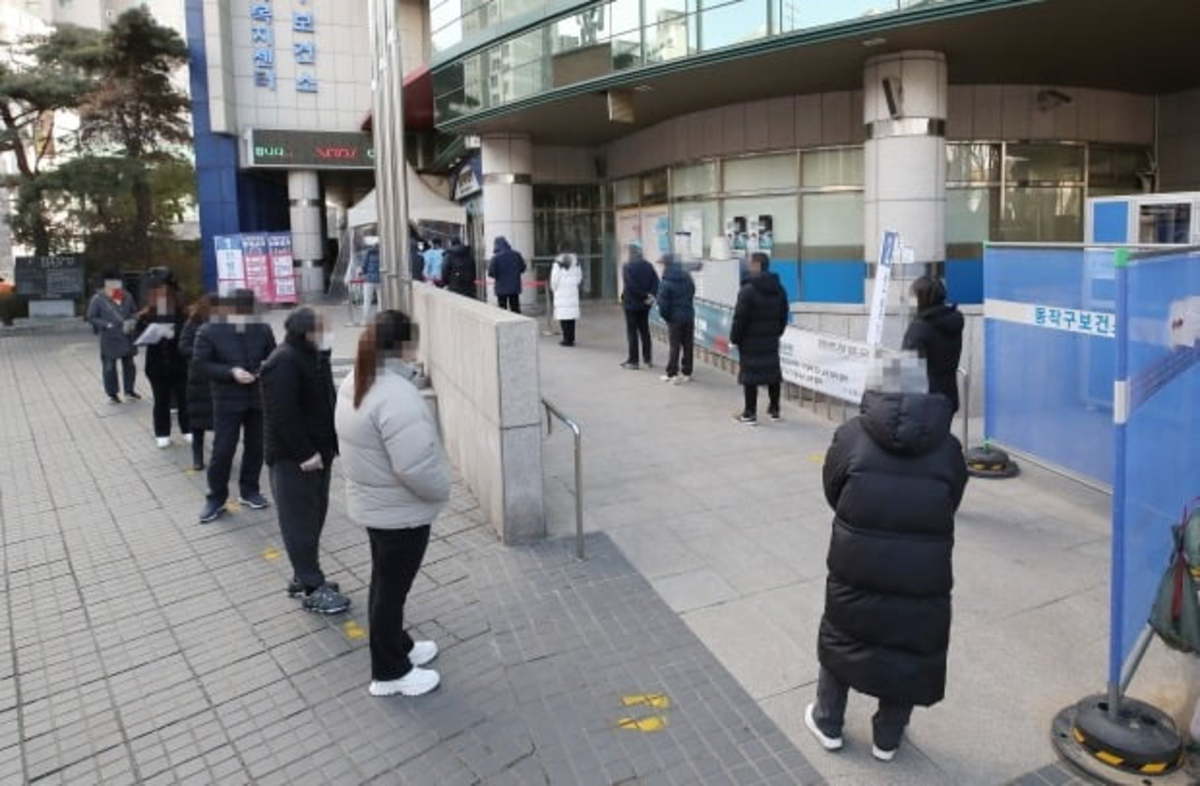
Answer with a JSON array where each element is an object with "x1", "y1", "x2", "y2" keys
[
  {"x1": 369, "y1": 666, "x2": 441, "y2": 697},
  {"x1": 659, "y1": 374, "x2": 674, "y2": 383},
  {"x1": 409, "y1": 640, "x2": 438, "y2": 667},
  {"x1": 156, "y1": 437, "x2": 171, "y2": 449},
  {"x1": 184, "y1": 433, "x2": 194, "y2": 445},
  {"x1": 674, "y1": 375, "x2": 692, "y2": 385},
  {"x1": 872, "y1": 745, "x2": 897, "y2": 762},
  {"x1": 804, "y1": 703, "x2": 843, "y2": 751}
]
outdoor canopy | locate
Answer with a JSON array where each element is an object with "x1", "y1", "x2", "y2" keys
[{"x1": 347, "y1": 164, "x2": 465, "y2": 229}]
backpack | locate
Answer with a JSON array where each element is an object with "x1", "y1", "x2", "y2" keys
[{"x1": 1149, "y1": 504, "x2": 1200, "y2": 655}]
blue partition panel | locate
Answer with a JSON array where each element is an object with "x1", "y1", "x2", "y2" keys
[
  {"x1": 946, "y1": 258, "x2": 983, "y2": 304},
  {"x1": 771, "y1": 259, "x2": 801, "y2": 304},
  {"x1": 801, "y1": 260, "x2": 865, "y2": 303}
]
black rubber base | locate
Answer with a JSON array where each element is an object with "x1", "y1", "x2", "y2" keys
[
  {"x1": 966, "y1": 444, "x2": 1020, "y2": 478},
  {"x1": 1051, "y1": 695, "x2": 1188, "y2": 785}
]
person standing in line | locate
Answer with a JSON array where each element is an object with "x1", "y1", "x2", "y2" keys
[
  {"x1": 409, "y1": 231, "x2": 426, "y2": 284},
  {"x1": 422, "y1": 237, "x2": 446, "y2": 287},
  {"x1": 86, "y1": 271, "x2": 141, "y2": 405},
  {"x1": 549, "y1": 243, "x2": 583, "y2": 347},
  {"x1": 135, "y1": 268, "x2": 189, "y2": 448},
  {"x1": 730, "y1": 252, "x2": 789, "y2": 425},
  {"x1": 179, "y1": 295, "x2": 214, "y2": 471},
  {"x1": 260, "y1": 307, "x2": 350, "y2": 614},
  {"x1": 488, "y1": 236, "x2": 526, "y2": 313},
  {"x1": 443, "y1": 238, "x2": 477, "y2": 299},
  {"x1": 192, "y1": 289, "x2": 276, "y2": 523},
  {"x1": 806, "y1": 355, "x2": 967, "y2": 762},
  {"x1": 335, "y1": 309, "x2": 451, "y2": 697},
  {"x1": 619, "y1": 243, "x2": 659, "y2": 370},
  {"x1": 360, "y1": 236, "x2": 382, "y2": 326},
  {"x1": 902, "y1": 276, "x2": 964, "y2": 413},
  {"x1": 656, "y1": 254, "x2": 696, "y2": 384}
]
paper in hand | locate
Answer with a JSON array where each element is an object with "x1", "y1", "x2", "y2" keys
[{"x1": 134, "y1": 322, "x2": 175, "y2": 346}]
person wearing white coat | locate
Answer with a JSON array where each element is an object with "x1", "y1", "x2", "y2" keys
[
  {"x1": 335, "y1": 310, "x2": 451, "y2": 698},
  {"x1": 549, "y1": 245, "x2": 583, "y2": 346}
]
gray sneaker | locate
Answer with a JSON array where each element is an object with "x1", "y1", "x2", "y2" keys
[{"x1": 302, "y1": 584, "x2": 350, "y2": 615}]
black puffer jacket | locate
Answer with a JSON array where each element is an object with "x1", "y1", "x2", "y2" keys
[
  {"x1": 443, "y1": 244, "x2": 477, "y2": 298},
  {"x1": 903, "y1": 304, "x2": 964, "y2": 412},
  {"x1": 730, "y1": 272, "x2": 789, "y2": 386},
  {"x1": 259, "y1": 312, "x2": 338, "y2": 466},
  {"x1": 179, "y1": 319, "x2": 213, "y2": 431},
  {"x1": 819, "y1": 390, "x2": 968, "y2": 707},
  {"x1": 191, "y1": 320, "x2": 277, "y2": 412}
]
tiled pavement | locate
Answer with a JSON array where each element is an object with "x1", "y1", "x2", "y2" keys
[{"x1": 0, "y1": 328, "x2": 824, "y2": 785}]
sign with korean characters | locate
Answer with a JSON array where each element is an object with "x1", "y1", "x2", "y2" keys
[
  {"x1": 984, "y1": 298, "x2": 1117, "y2": 339},
  {"x1": 866, "y1": 230, "x2": 899, "y2": 347},
  {"x1": 249, "y1": 129, "x2": 375, "y2": 169},
  {"x1": 780, "y1": 327, "x2": 874, "y2": 404}
]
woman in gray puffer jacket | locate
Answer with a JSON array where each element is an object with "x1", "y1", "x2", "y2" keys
[{"x1": 335, "y1": 309, "x2": 451, "y2": 698}]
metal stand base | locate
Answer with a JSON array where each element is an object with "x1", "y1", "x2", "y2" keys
[
  {"x1": 1051, "y1": 695, "x2": 1188, "y2": 785},
  {"x1": 965, "y1": 444, "x2": 1020, "y2": 478}
]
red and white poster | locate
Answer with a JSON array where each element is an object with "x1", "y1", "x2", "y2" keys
[
  {"x1": 267, "y1": 233, "x2": 297, "y2": 303},
  {"x1": 241, "y1": 234, "x2": 271, "y2": 303}
]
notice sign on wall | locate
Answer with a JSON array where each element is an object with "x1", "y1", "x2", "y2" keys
[
  {"x1": 780, "y1": 327, "x2": 874, "y2": 404},
  {"x1": 267, "y1": 233, "x2": 297, "y2": 303}
]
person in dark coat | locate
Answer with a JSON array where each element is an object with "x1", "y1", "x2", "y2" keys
[
  {"x1": 192, "y1": 289, "x2": 277, "y2": 523},
  {"x1": 487, "y1": 236, "x2": 526, "y2": 313},
  {"x1": 730, "y1": 253, "x2": 789, "y2": 424},
  {"x1": 85, "y1": 271, "x2": 141, "y2": 404},
  {"x1": 806, "y1": 354, "x2": 968, "y2": 762},
  {"x1": 902, "y1": 276, "x2": 964, "y2": 412},
  {"x1": 409, "y1": 231, "x2": 425, "y2": 283},
  {"x1": 179, "y1": 296, "x2": 214, "y2": 471},
  {"x1": 259, "y1": 307, "x2": 349, "y2": 615},
  {"x1": 620, "y1": 243, "x2": 659, "y2": 370},
  {"x1": 443, "y1": 239, "x2": 477, "y2": 299},
  {"x1": 656, "y1": 254, "x2": 695, "y2": 384},
  {"x1": 135, "y1": 269, "x2": 189, "y2": 448}
]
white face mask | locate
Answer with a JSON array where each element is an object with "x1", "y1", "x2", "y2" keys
[{"x1": 319, "y1": 330, "x2": 335, "y2": 352}]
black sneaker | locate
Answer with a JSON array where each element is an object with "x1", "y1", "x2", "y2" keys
[
  {"x1": 302, "y1": 584, "x2": 351, "y2": 615},
  {"x1": 287, "y1": 579, "x2": 339, "y2": 598},
  {"x1": 108, "y1": 396, "x2": 122, "y2": 405},
  {"x1": 125, "y1": 391, "x2": 142, "y2": 401},
  {"x1": 199, "y1": 500, "x2": 226, "y2": 523},
  {"x1": 239, "y1": 492, "x2": 270, "y2": 510},
  {"x1": 768, "y1": 410, "x2": 782, "y2": 422},
  {"x1": 620, "y1": 362, "x2": 640, "y2": 370},
  {"x1": 734, "y1": 413, "x2": 758, "y2": 426}
]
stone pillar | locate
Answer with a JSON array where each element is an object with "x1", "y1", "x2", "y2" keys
[
  {"x1": 288, "y1": 170, "x2": 325, "y2": 296},
  {"x1": 863, "y1": 51, "x2": 947, "y2": 310},
  {"x1": 481, "y1": 134, "x2": 535, "y2": 309}
]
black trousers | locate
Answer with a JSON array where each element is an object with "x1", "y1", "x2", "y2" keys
[
  {"x1": 269, "y1": 460, "x2": 331, "y2": 592},
  {"x1": 560, "y1": 319, "x2": 576, "y2": 346},
  {"x1": 498, "y1": 293, "x2": 521, "y2": 313},
  {"x1": 743, "y1": 382, "x2": 781, "y2": 417},
  {"x1": 813, "y1": 666, "x2": 913, "y2": 751},
  {"x1": 368, "y1": 525, "x2": 432, "y2": 681},
  {"x1": 624, "y1": 309, "x2": 651, "y2": 365},
  {"x1": 101, "y1": 354, "x2": 137, "y2": 398},
  {"x1": 191, "y1": 429, "x2": 206, "y2": 468},
  {"x1": 148, "y1": 373, "x2": 189, "y2": 437},
  {"x1": 207, "y1": 407, "x2": 264, "y2": 505},
  {"x1": 666, "y1": 320, "x2": 694, "y2": 377}
]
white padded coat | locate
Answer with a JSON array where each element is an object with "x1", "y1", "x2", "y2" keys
[{"x1": 550, "y1": 256, "x2": 583, "y2": 321}]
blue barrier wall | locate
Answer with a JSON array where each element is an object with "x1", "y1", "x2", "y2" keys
[
  {"x1": 1110, "y1": 248, "x2": 1200, "y2": 681},
  {"x1": 946, "y1": 258, "x2": 983, "y2": 304},
  {"x1": 983, "y1": 246, "x2": 1117, "y2": 485},
  {"x1": 801, "y1": 260, "x2": 865, "y2": 303}
]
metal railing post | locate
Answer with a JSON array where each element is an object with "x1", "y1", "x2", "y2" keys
[
  {"x1": 958, "y1": 367, "x2": 970, "y2": 450},
  {"x1": 542, "y1": 398, "x2": 584, "y2": 560}
]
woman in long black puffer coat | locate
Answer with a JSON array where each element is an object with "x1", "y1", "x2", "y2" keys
[
  {"x1": 805, "y1": 369, "x2": 967, "y2": 762},
  {"x1": 730, "y1": 252, "x2": 789, "y2": 425},
  {"x1": 179, "y1": 295, "x2": 214, "y2": 471}
]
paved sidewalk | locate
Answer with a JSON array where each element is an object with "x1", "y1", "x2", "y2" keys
[
  {"x1": 539, "y1": 305, "x2": 1195, "y2": 786},
  {"x1": 0, "y1": 328, "x2": 822, "y2": 785}
]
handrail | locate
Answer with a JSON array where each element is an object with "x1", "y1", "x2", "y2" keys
[
  {"x1": 957, "y1": 367, "x2": 971, "y2": 451},
  {"x1": 542, "y1": 398, "x2": 584, "y2": 560}
]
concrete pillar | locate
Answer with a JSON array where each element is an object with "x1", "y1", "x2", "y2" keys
[
  {"x1": 288, "y1": 170, "x2": 326, "y2": 295},
  {"x1": 863, "y1": 51, "x2": 947, "y2": 309},
  {"x1": 481, "y1": 134, "x2": 535, "y2": 309}
]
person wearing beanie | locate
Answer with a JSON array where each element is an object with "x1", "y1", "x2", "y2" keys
[{"x1": 259, "y1": 307, "x2": 348, "y2": 615}]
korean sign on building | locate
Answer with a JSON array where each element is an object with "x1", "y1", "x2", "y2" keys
[
  {"x1": 252, "y1": 1, "x2": 318, "y2": 93},
  {"x1": 985, "y1": 298, "x2": 1117, "y2": 339},
  {"x1": 248, "y1": 129, "x2": 375, "y2": 169}
]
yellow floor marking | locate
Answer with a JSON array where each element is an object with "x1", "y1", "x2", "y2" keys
[
  {"x1": 621, "y1": 693, "x2": 671, "y2": 710},
  {"x1": 342, "y1": 620, "x2": 367, "y2": 640},
  {"x1": 617, "y1": 716, "x2": 667, "y2": 732},
  {"x1": 807, "y1": 452, "x2": 824, "y2": 464},
  {"x1": 184, "y1": 468, "x2": 198, "y2": 476},
  {"x1": 262, "y1": 547, "x2": 281, "y2": 561}
]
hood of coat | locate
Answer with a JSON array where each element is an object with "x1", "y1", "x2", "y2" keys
[
  {"x1": 918, "y1": 303, "x2": 964, "y2": 336},
  {"x1": 859, "y1": 390, "x2": 953, "y2": 457},
  {"x1": 662, "y1": 262, "x2": 690, "y2": 284},
  {"x1": 748, "y1": 270, "x2": 784, "y2": 297},
  {"x1": 493, "y1": 236, "x2": 511, "y2": 254},
  {"x1": 283, "y1": 307, "x2": 319, "y2": 352}
]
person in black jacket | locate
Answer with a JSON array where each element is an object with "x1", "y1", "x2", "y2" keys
[
  {"x1": 656, "y1": 254, "x2": 695, "y2": 384},
  {"x1": 443, "y1": 239, "x2": 477, "y2": 299},
  {"x1": 730, "y1": 253, "x2": 789, "y2": 424},
  {"x1": 488, "y1": 236, "x2": 527, "y2": 313},
  {"x1": 192, "y1": 289, "x2": 277, "y2": 523},
  {"x1": 902, "y1": 276, "x2": 964, "y2": 412},
  {"x1": 179, "y1": 296, "x2": 214, "y2": 471},
  {"x1": 135, "y1": 269, "x2": 189, "y2": 449},
  {"x1": 620, "y1": 243, "x2": 659, "y2": 370},
  {"x1": 806, "y1": 354, "x2": 967, "y2": 762},
  {"x1": 259, "y1": 307, "x2": 349, "y2": 615}
]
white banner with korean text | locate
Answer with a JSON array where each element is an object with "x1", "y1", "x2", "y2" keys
[
  {"x1": 984, "y1": 298, "x2": 1116, "y2": 339},
  {"x1": 780, "y1": 327, "x2": 875, "y2": 404}
]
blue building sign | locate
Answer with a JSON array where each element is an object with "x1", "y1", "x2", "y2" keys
[
  {"x1": 293, "y1": 11, "x2": 314, "y2": 32},
  {"x1": 249, "y1": 3, "x2": 272, "y2": 22},
  {"x1": 293, "y1": 41, "x2": 315, "y2": 64},
  {"x1": 296, "y1": 73, "x2": 318, "y2": 93}
]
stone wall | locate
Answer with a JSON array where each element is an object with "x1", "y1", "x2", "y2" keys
[{"x1": 410, "y1": 283, "x2": 545, "y2": 543}]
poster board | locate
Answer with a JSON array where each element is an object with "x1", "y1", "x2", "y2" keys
[
  {"x1": 241, "y1": 234, "x2": 271, "y2": 303},
  {"x1": 215, "y1": 233, "x2": 297, "y2": 303},
  {"x1": 215, "y1": 235, "x2": 246, "y2": 296},
  {"x1": 14, "y1": 256, "x2": 85, "y2": 300},
  {"x1": 267, "y1": 233, "x2": 297, "y2": 303}
]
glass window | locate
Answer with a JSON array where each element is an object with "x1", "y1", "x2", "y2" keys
[
  {"x1": 946, "y1": 143, "x2": 1000, "y2": 183},
  {"x1": 801, "y1": 148, "x2": 863, "y2": 188},
  {"x1": 644, "y1": 17, "x2": 689, "y2": 63},
  {"x1": 946, "y1": 187, "x2": 995, "y2": 251},
  {"x1": 504, "y1": 28, "x2": 546, "y2": 69},
  {"x1": 801, "y1": 192, "x2": 863, "y2": 257},
  {"x1": 1004, "y1": 144, "x2": 1084, "y2": 185},
  {"x1": 672, "y1": 161, "x2": 718, "y2": 197},
  {"x1": 1138, "y1": 203, "x2": 1192, "y2": 244},
  {"x1": 997, "y1": 186, "x2": 1083, "y2": 242},
  {"x1": 432, "y1": 22, "x2": 464, "y2": 51},
  {"x1": 671, "y1": 200, "x2": 718, "y2": 257},
  {"x1": 723, "y1": 153, "x2": 797, "y2": 192},
  {"x1": 724, "y1": 195, "x2": 798, "y2": 258},
  {"x1": 611, "y1": 0, "x2": 642, "y2": 33},
  {"x1": 551, "y1": 6, "x2": 610, "y2": 52},
  {"x1": 777, "y1": 0, "x2": 894, "y2": 34},
  {"x1": 1089, "y1": 147, "x2": 1147, "y2": 192},
  {"x1": 431, "y1": 0, "x2": 462, "y2": 33},
  {"x1": 611, "y1": 29, "x2": 642, "y2": 70},
  {"x1": 699, "y1": 0, "x2": 767, "y2": 51},
  {"x1": 432, "y1": 62, "x2": 464, "y2": 98},
  {"x1": 645, "y1": 0, "x2": 691, "y2": 22},
  {"x1": 613, "y1": 177, "x2": 640, "y2": 206},
  {"x1": 499, "y1": 0, "x2": 544, "y2": 19},
  {"x1": 641, "y1": 170, "x2": 668, "y2": 202}
]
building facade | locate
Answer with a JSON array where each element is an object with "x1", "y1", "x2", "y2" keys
[{"x1": 424, "y1": 0, "x2": 1200, "y2": 308}]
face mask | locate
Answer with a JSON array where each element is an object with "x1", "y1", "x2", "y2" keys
[{"x1": 319, "y1": 330, "x2": 335, "y2": 353}]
